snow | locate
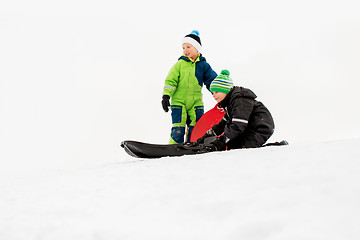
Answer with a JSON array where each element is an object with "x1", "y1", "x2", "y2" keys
[
  {"x1": 1, "y1": 0, "x2": 360, "y2": 239},
  {"x1": 1, "y1": 139, "x2": 360, "y2": 239}
]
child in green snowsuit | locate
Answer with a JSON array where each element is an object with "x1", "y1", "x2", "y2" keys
[{"x1": 162, "y1": 30, "x2": 217, "y2": 144}]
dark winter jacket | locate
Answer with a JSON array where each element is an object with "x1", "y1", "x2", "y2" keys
[{"x1": 212, "y1": 86, "x2": 274, "y2": 149}]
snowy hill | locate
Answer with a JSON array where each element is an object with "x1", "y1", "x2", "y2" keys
[
  {"x1": 1, "y1": 0, "x2": 360, "y2": 239},
  {"x1": 1, "y1": 138, "x2": 360, "y2": 240}
]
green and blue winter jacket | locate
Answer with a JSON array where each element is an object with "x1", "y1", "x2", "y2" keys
[{"x1": 163, "y1": 54, "x2": 217, "y2": 108}]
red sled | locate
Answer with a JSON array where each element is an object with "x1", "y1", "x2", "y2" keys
[{"x1": 190, "y1": 103, "x2": 225, "y2": 142}]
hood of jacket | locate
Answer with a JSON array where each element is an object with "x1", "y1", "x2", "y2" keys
[
  {"x1": 178, "y1": 54, "x2": 207, "y2": 63},
  {"x1": 219, "y1": 86, "x2": 257, "y2": 108}
]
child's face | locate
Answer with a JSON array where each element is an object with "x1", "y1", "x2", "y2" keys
[
  {"x1": 182, "y1": 43, "x2": 198, "y2": 60},
  {"x1": 212, "y1": 91, "x2": 227, "y2": 103}
]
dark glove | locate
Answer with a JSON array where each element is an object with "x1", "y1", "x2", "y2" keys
[
  {"x1": 196, "y1": 129, "x2": 216, "y2": 144},
  {"x1": 161, "y1": 95, "x2": 170, "y2": 112},
  {"x1": 211, "y1": 135, "x2": 227, "y2": 151}
]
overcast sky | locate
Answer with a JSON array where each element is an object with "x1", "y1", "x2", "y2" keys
[{"x1": 1, "y1": 0, "x2": 360, "y2": 172}]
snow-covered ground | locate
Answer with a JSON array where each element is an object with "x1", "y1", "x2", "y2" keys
[
  {"x1": 1, "y1": 0, "x2": 360, "y2": 239},
  {"x1": 1, "y1": 138, "x2": 360, "y2": 239}
]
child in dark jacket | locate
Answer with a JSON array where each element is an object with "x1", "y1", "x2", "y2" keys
[{"x1": 197, "y1": 70, "x2": 275, "y2": 151}]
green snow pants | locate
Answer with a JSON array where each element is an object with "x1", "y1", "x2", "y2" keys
[{"x1": 169, "y1": 101, "x2": 204, "y2": 144}]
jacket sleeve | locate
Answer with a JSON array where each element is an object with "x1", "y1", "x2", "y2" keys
[
  {"x1": 224, "y1": 98, "x2": 254, "y2": 141},
  {"x1": 211, "y1": 117, "x2": 227, "y2": 136},
  {"x1": 203, "y1": 63, "x2": 217, "y2": 91},
  {"x1": 163, "y1": 62, "x2": 180, "y2": 97}
]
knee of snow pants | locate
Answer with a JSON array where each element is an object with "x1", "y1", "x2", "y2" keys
[
  {"x1": 169, "y1": 104, "x2": 204, "y2": 144},
  {"x1": 169, "y1": 126, "x2": 186, "y2": 144}
]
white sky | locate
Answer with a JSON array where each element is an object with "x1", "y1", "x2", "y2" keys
[{"x1": 1, "y1": 0, "x2": 360, "y2": 172}]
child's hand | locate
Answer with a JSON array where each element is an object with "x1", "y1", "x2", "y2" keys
[
  {"x1": 210, "y1": 135, "x2": 227, "y2": 151},
  {"x1": 161, "y1": 95, "x2": 170, "y2": 112},
  {"x1": 196, "y1": 129, "x2": 216, "y2": 144}
]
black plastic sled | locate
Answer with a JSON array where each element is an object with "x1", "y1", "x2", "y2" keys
[
  {"x1": 120, "y1": 140, "x2": 289, "y2": 159},
  {"x1": 121, "y1": 141, "x2": 215, "y2": 159}
]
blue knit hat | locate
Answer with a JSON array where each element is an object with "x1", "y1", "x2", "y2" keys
[{"x1": 210, "y1": 70, "x2": 233, "y2": 94}]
